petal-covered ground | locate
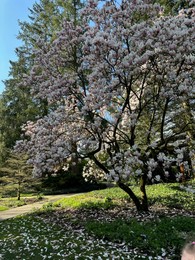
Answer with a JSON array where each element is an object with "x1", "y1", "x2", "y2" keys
[
  {"x1": 1, "y1": 204, "x2": 194, "y2": 260},
  {"x1": 0, "y1": 215, "x2": 153, "y2": 260}
]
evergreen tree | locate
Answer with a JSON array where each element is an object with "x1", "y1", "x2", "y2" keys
[
  {"x1": 0, "y1": 152, "x2": 33, "y2": 200},
  {"x1": 0, "y1": 0, "x2": 69, "y2": 160},
  {"x1": 155, "y1": 0, "x2": 191, "y2": 15}
]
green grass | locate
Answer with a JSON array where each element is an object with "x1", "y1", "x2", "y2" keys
[
  {"x1": 0, "y1": 182, "x2": 42, "y2": 211},
  {"x1": 85, "y1": 216, "x2": 195, "y2": 258},
  {"x1": 1, "y1": 213, "x2": 193, "y2": 259},
  {"x1": 89, "y1": 182, "x2": 195, "y2": 211},
  {"x1": 0, "y1": 198, "x2": 27, "y2": 210},
  {"x1": 53, "y1": 194, "x2": 115, "y2": 210},
  {"x1": 51, "y1": 181, "x2": 195, "y2": 212},
  {"x1": 45, "y1": 181, "x2": 195, "y2": 259},
  {"x1": 146, "y1": 183, "x2": 195, "y2": 210},
  {"x1": 0, "y1": 205, "x2": 9, "y2": 211}
]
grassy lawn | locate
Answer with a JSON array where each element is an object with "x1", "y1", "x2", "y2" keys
[{"x1": 0, "y1": 181, "x2": 195, "y2": 259}]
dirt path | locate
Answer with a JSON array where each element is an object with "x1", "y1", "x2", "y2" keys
[{"x1": 0, "y1": 194, "x2": 79, "y2": 221}]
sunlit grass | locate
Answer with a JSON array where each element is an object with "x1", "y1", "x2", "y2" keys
[
  {"x1": 0, "y1": 198, "x2": 27, "y2": 210},
  {"x1": 89, "y1": 182, "x2": 195, "y2": 211},
  {"x1": 0, "y1": 205, "x2": 9, "y2": 211},
  {"x1": 52, "y1": 181, "x2": 195, "y2": 211},
  {"x1": 52, "y1": 194, "x2": 116, "y2": 210}
]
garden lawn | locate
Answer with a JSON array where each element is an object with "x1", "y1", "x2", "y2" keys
[{"x1": 0, "y1": 182, "x2": 195, "y2": 259}]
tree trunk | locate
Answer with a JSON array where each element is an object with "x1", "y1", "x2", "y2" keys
[
  {"x1": 140, "y1": 174, "x2": 148, "y2": 211},
  {"x1": 182, "y1": 99, "x2": 195, "y2": 177},
  {"x1": 17, "y1": 182, "x2": 21, "y2": 201},
  {"x1": 91, "y1": 155, "x2": 149, "y2": 211},
  {"x1": 70, "y1": 142, "x2": 83, "y2": 180},
  {"x1": 117, "y1": 181, "x2": 149, "y2": 211}
]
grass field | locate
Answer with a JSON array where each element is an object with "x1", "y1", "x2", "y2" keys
[{"x1": 0, "y1": 181, "x2": 195, "y2": 259}]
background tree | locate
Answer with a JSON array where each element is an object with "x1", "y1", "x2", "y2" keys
[
  {"x1": 0, "y1": 0, "x2": 56, "y2": 161},
  {"x1": 0, "y1": 0, "x2": 83, "y2": 163},
  {"x1": 154, "y1": 0, "x2": 191, "y2": 14}
]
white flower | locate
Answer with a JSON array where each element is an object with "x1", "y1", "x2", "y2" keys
[
  {"x1": 147, "y1": 171, "x2": 152, "y2": 179},
  {"x1": 135, "y1": 169, "x2": 142, "y2": 175},
  {"x1": 150, "y1": 142, "x2": 158, "y2": 148},
  {"x1": 155, "y1": 175, "x2": 161, "y2": 182},
  {"x1": 114, "y1": 176, "x2": 119, "y2": 182},
  {"x1": 157, "y1": 153, "x2": 165, "y2": 162}
]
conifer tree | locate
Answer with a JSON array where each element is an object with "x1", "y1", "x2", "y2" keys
[{"x1": 0, "y1": 153, "x2": 32, "y2": 200}]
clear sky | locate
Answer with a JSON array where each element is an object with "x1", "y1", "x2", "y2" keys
[{"x1": 0, "y1": 0, "x2": 39, "y2": 93}]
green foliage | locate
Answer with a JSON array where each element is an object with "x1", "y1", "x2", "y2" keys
[
  {"x1": 42, "y1": 202, "x2": 54, "y2": 212},
  {"x1": 0, "y1": 181, "x2": 42, "y2": 198},
  {"x1": 41, "y1": 170, "x2": 84, "y2": 191},
  {"x1": 0, "y1": 0, "x2": 76, "y2": 163},
  {"x1": 0, "y1": 77, "x2": 44, "y2": 150},
  {"x1": 0, "y1": 185, "x2": 19, "y2": 198},
  {"x1": 155, "y1": 0, "x2": 190, "y2": 15},
  {"x1": 36, "y1": 193, "x2": 44, "y2": 200}
]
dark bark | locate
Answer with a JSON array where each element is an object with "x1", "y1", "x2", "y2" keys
[
  {"x1": 140, "y1": 174, "x2": 148, "y2": 211},
  {"x1": 117, "y1": 181, "x2": 149, "y2": 211},
  {"x1": 91, "y1": 153, "x2": 149, "y2": 211},
  {"x1": 90, "y1": 155, "x2": 109, "y2": 174},
  {"x1": 17, "y1": 182, "x2": 21, "y2": 201}
]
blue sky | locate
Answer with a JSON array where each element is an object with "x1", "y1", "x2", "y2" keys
[{"x1": 0, "y1": 0, "x2": 39, "y2": 93}]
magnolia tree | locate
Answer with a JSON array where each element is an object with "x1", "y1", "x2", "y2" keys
[{"x1": 16, "y1": 0, "x2": 195, "y2": 211}]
